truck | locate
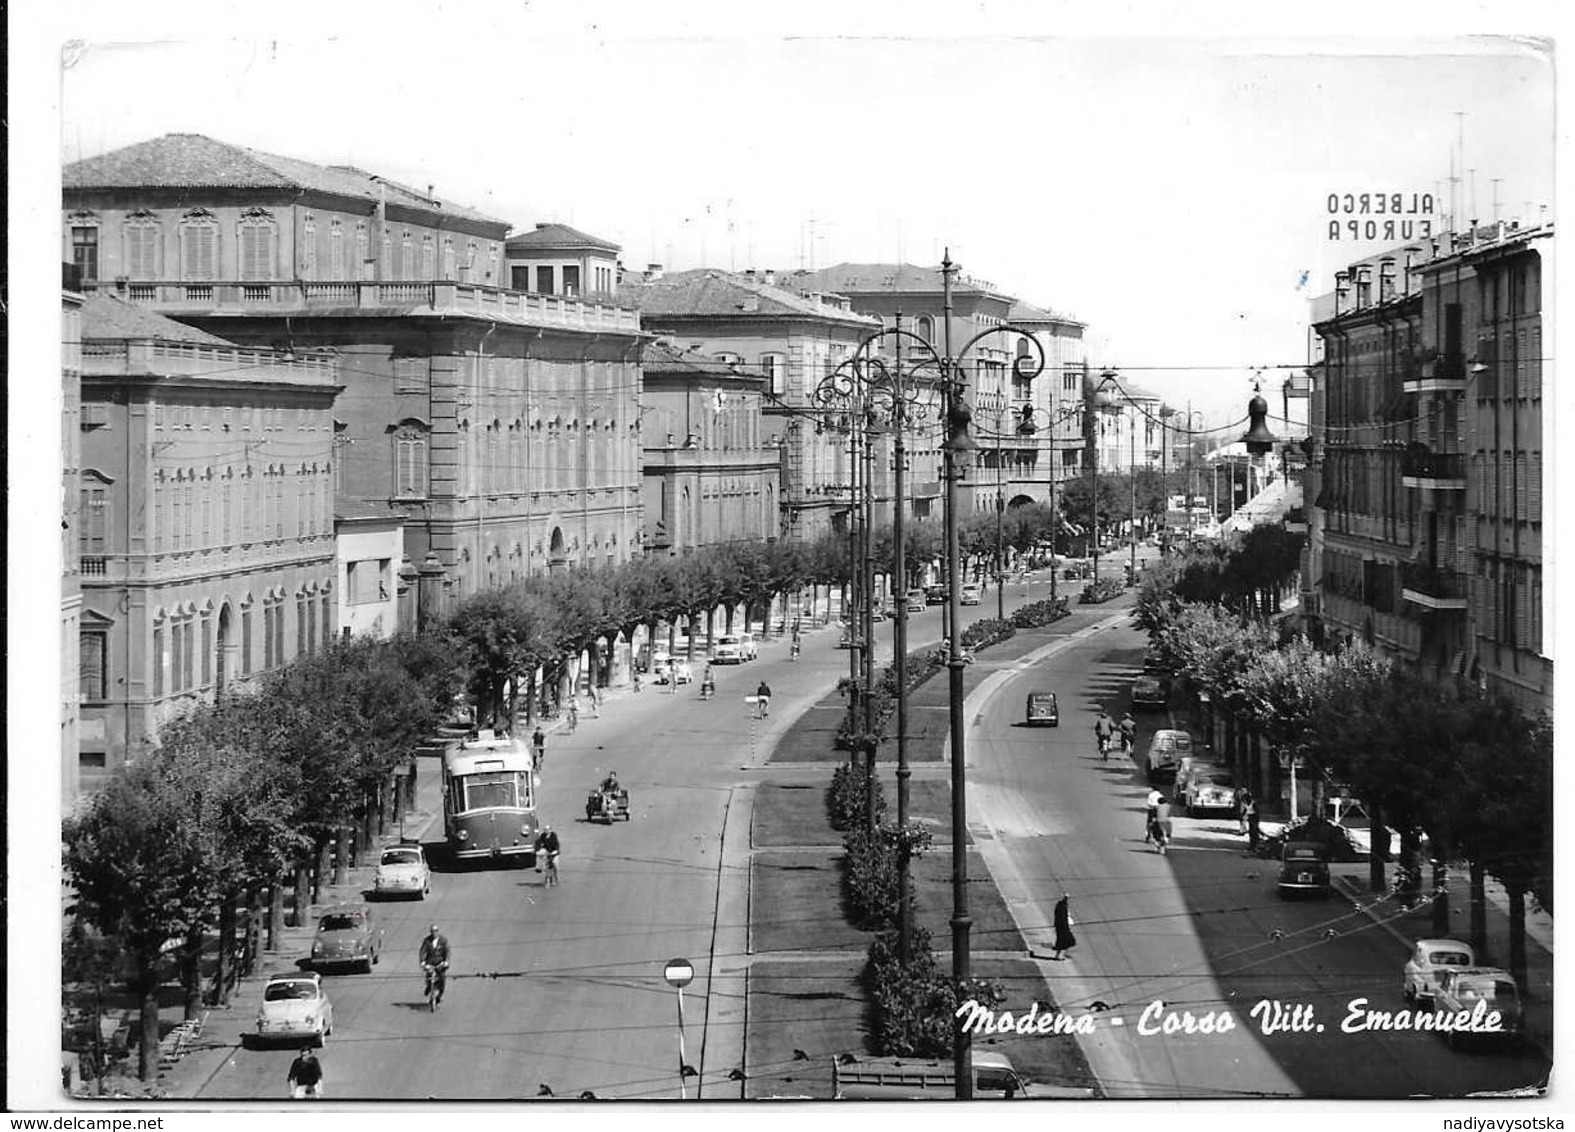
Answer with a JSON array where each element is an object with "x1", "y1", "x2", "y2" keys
[{"x1": 831, "y1": 1050, "x2": 1092, "y2": 1099}]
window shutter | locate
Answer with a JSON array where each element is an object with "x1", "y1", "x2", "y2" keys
[
  {"x1": 1515, "y1": 455, "x2": 1527, "y2": 522},
  {"x1": 241, "y1": 225, "x2": 274, "y2": 281},
  {"x1": 184, "y1": 225, "x2": 216, "y2": 280},
  {"x1": 126, "y1": 224, "x2": 158, "y2": 277}
]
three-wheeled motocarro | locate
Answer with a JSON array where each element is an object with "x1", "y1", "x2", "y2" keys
[{"x1": 585, "y1": 787, "x2": 631, "y2": 823}]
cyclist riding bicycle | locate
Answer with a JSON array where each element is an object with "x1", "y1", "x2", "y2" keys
[
  {"x1": 600, "y1": 770, "x2": 621, "y2": 795},
  {"x1": 287, "y1": 1044, "x2": 325, "y2": 1099},
  {"x1": 1118, "y1": 712, "x2": 1137, "y2": 754},
  {"x1": 418, "y1": 923, "x2": 451, "y2": 1006},
  {"x1": 1144, "y1": 788, "x2": 1164, "y2": 843},
  {"x1": 1093, "y1": 711, "x2": 1115, "y2": 759},
  {"x1": 535, "y1": 825, "x2": 561, "y2": 885}
]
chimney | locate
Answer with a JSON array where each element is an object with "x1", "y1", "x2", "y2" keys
[
  {"x1": 1334, "y1": 270, "x2": 1350, "y2": 315},
  {"x1": 764, "y1": 268, "x2": 777, "y2": 287},
  {"x1": 1378, "y1": 258, "x2": 1397, "y2": 303},
  {"x1": 645, "y1": 263, "x2": 665, "y2": 282},
  {"x1": 1354, "y1": 265, "x2": 1373, "y2": 310},
  {"x1": 743, "y1": 269, "x2": 757, "y2": 281}
]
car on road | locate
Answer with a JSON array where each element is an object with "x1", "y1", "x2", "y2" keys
[
  {"x1": 652, "y1": 654, "x2": 694, "y2": 684},
  {"x1": 712, "y1": 635, "x2": 746, "y2": 664},
  {"x1": 1276, "y1": 841, "x2": 1332, "y2": 898},
  {"x1": 736, "y1": 631, "x2": 758, "y2": 660},
  {"x1": 925, "y1": 585, "x2": 948, "y2": 605},
  {"x1": 1432, "y1": 967, "x2": 1524, "y2": 1048},
  {"x1": 1131, "y1": 674, "x2": 1168, "y2": 711},
  {"x1": 1403, "y1": 938, "x2": 1478, "y2": 1007},
  {"x1": 1174, "y1": 761, "x2": 1236, "y2": 815},
  {"x1": 311, "y1": 905, "x2": 383, "y2": 973},
  {"x1": 836, "y1": 626, "x2": 854, "y2": 649},
  {"x1": 256, "y1": 973, "x2": 333, "y2": 1045},
  {"x1": 906, "y1": 589, "x2": 927, "y2": 612},
  {"x1": 1142, "y1": 648, "x2": 1169, "y2": 674},
  {"x1": 1144, "y1": 728, "x2": 1192, "y2": 782},
  {"x1": 1025, "y1": 691, "x2": 1059, "y2": 727},
  {"x1": 959, "y1": 583, "x2": 983, "y2": 606},
  {"x1": 373, "y1": 843, "x2": 431, "y2": 900}
]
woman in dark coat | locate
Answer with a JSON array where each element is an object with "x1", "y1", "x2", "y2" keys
[{"x1": 1051, "y1": 893, "x2": 1076, "y2": 960}]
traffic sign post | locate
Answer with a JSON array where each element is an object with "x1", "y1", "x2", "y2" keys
[{"x1": 663, "y1": 958, "x2": 695, "y2": 1098}]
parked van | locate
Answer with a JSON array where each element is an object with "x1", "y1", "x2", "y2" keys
[
  {"x1": 1145, "y1": 728, "x2": 1193, "y2": 783},
  {"x1": 831, "y1": 1050, "x2": 1094, "y2": 1099}
]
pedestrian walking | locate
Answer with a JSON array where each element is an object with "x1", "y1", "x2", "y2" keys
[
  {"x1": 531, "y1": 727, "x2": 546, "y2": 773},
  {"x1": 588, "y1": 684, "x2": 601, "y2": 718},
  {"x1": 287, "y1": 1045, "x2": 325, "y2": 1099},
  {"x1": 1246, "y1": 800, "x2": 1261, "y2": 854},
  {"x1": 1051, "y1": 893, "x2": 1076, "y2": 961},
  {"x1": 566, "y1": 699, "x2": 578, "y2": 733},
  {"x1": 1235, "y1": 787, "x2": 1255, "y2": 836}
]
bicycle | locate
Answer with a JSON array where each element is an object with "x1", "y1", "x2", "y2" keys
[
  {"x1": 1148, "y1": 816, "x2": 1169, "y2": 856},
  {"x1": 422, "y1": 962, "x2": 448, "y2": 1012},
  {"x1": 543, "y1": 850, "x2": 560, "y2": 887},
  {"x1": 1097, "y1": 734, "x2": 1112, "y2": 762}
]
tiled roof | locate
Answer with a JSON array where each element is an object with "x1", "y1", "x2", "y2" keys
[
  {"x1": 505, "y1": 222, "x2": 620, "y2": 252},
  {"x1": 623, "y1": 269, "x2": 878, "y2": 328},
  {"x1": 64, "y1": 133, "x2": 509, "y2": 229},
  {"x1": 80, "y1": 294, "x2": 233, "y2": 345},
  {"x1": 790, "y1": 262, "x2": 1006, "y2": 298},
  {"x1": 1008, "y1": 299, "x2": 1082, "y2": 326},
  {"x1": 643, "y1": 339, "x2": 757, "y2": 378}
]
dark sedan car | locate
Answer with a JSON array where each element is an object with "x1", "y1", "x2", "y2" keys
[
  {"x1": 925, "y1": 585, "x2": 949, "y2": 606},
  {"x1": 310, "y1": 905, "x2": 383, "y2": 973},
  {"x1": 1131, "y1": 674, "x2": 1168, "y2": 710},
  {"x1": 1276, "y1": 842, "x2": 1332, "y2": 899},
  {"x1": 1025, "y1": 691, "x2": 1059, "y2": 727}
]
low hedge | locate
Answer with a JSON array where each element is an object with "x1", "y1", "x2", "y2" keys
[
  {"x1": 961, "y1": 617, "x2": 1015, "y2": 651},
  {"x1": 1078, "y1": 578, "x2": 1126, "y2": 604},
  {"x1": 1009, "y1": 596, "x2": 1071, "y2": 629},
  {"x1": 866, "y1": 925, "x2": 955, "y2": 1057},
  {"x1": 843, "y1": 825, "x2": 904, "y2": 930},
  {"x1": 828, "y1": 760, "x2": 888, "y2": 832}
]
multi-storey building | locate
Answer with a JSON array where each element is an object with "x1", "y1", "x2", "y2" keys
[
  {"x1": 624, "y1": 268, "x2": 878, "y2": 543},
  {"x1": 76, "y1": 295, "x2": 340, "y2": 777},
  {"x1": 64, "y1": 134, "x2": 645, "y2": 602},
  {"x1": 1417, "y1": 223, "x2": 1551, "y2": 712},
  {"x1": 1090, "y1": 372, "x2": 1165, "y2": 473},
  {"x1": 504, "y1": 223, "x2": 621, "y2": 301},
  {"x1": 63, "y1": 285, "x2": 84, "y2": 806},
  {"x1": 1306, "y1": 223, "x2": 1550, "y2": 714},
  {"x1": 1003, "y1": 300, "x2": 1088, "y2": 508},
  {"x1": 640, "y1": 340, "x2": 780, "y2": 553}
]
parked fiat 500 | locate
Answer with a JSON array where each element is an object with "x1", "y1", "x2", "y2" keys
[
  {"x1": 1403, "y1": 938, "x2": 1478, "y2": 1007},
  {"x1": 1432, "y1": 967, "x2": 1523, "y2": 1048},
  {"x1": 256, "y1": 974, "x2": 333, "y2": 1045},
  {"x1": 373, "y1": 843, "x2": 430, "y2": 900}
]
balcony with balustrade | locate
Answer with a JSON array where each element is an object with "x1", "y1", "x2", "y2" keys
[
  {"x1": 1403, "y1": 351, "x2": 1467, "y2": 394},
  {"x1": 1400, "y1": 561, "x2": 1469, "y2": 611},
  {"x1": 83, "y1": 278, "x2": 641, "y2": 334},
  {"x1": 1400, "y1": 446, "x2": 1466, "y2": 490}
]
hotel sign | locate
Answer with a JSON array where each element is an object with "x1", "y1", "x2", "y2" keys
[{"x1": 1326, "y1": 192, "x2": 1436, "y2": 241}]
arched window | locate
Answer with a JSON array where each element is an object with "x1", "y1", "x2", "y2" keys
[
  {"x1": 916, "y1": 315, "x2": 935, "y2": 344},
  {"x1": 181, "y1": 208, "x2": 219, "y2": 281},
  {"x1": 124, "y1": 211, "x2": 160, "y2": 278},
  {"x1": 392, "y1": 422, "x2": 430, "y2": 498},
  {"x1": 238, "y1": 208, "x2": 278, "y2": 281}
]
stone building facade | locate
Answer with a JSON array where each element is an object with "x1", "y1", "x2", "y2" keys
[{"x1": 76, "y1": 296, "x2": 340, "y2": 777}]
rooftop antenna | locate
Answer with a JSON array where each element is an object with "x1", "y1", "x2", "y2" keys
[
  {"x1": 1491, "y1": 179, "x2": 1503, "y2": 223},
  {"x1": 1468, "y1": 168, "x2": 1477, "y2": 225}
]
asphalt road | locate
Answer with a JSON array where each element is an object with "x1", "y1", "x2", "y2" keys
[
  {"x1": 967, "y1": 612, "x2": 1551, "y2": 1099},
  {"x1": 192, "y1": 570, "x2": 1022, "y2": 1100}
]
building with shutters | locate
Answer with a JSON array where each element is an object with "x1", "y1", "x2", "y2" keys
[
  {"x1": 639, "y1": 340, "x2": 780, "y2": 554},
  {"x1": 1305, "y1": 222, "x2": 1550, "y2": 714},
  {"x1": 63, "y1": 286, "x2": 85, "y2": 807},
  {"x1": 623, "y1": 268, "x2": 879, "y2": 544},
  {"x1": 64, "y1": 134, "x2": 645, "y2": 600},
  {"x1": 75, "y1": 295, "x2": 341, "y2": 781}
]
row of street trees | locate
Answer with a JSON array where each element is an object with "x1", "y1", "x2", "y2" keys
[
  {"x1": 1135, "y1": 529, "x2": 1553, "y2": 991},
  {"x1": 63, "y1": 633, "x2": 465, "y2": 1081}
]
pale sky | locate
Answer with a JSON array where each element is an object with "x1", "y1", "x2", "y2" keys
[
  {"x1": 6, "y1": 0, "x2": 1570, "y2": 1111},
  {"x1": 47, "y1": 20, "x2": 1555, "y2": 426}
]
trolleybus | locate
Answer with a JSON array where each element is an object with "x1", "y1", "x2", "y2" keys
[{"x1": 442, "y1": 731, "x2": 539, "y2": 864}]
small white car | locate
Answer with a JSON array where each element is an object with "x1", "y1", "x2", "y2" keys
[
  {"x1": 959, "y1": 583, "x2": 983, "y2": 606},
  {"x1": 712, "y1": 635, "x2": 745, "y2": 664},
  {"x1": 652, "y1": 654, "x2": 694, "y2": 684},
  {"x1": 1403, "y1": 938, "x2": 1478, "y2": 1007},
  {"x1": 373, "y1": 843, "x2": 431, "y2": 900},
  {"x1": 736, "y1": 632, "x2": 758, "y2": 660},
  {"x1": 257, "y1": 974, "x2": 333, "y2": 1046}
]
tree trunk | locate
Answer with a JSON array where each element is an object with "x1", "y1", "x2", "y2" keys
[
  {"x1": 137, "y1": 976, "x2": 160, "y2": 1082},
  {"x1": 1368, "y1": 802, "x2": 1389, "y2": 893},
  {"x1": 1469, "y1": 860, "x2": 1488, "y2": 962},
  {"x1": 268, "y1": 880, "x2": 285, "y2": 950},
  {"x1": 1398, "y1": 830, "x2": 1423, "y2": 908},
  {"x1": 293, "y1": 862, "x2": 311, "y2": 931},
  {"x1": 363, "y1": 792, "x2": 377, "y2": 857},
  {"x1": 315, "y1": 834, "x2": 331, "y2": 903},
  {"x1": 1506, "y1": 881, "x2": 1528, "y2": 994},
  {"x1": 1430, "y1": 851, "x2": 1451, "y2": 936},
  {"x1": 333, "y1": 825, "x2": 349, "y2": 886},
  {"x1": 182, "y1": 925, "x2": 204, "y2": 1021},
  {"x1": 213, "y1": 897, "x2": 236, "y2": 1007}
]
